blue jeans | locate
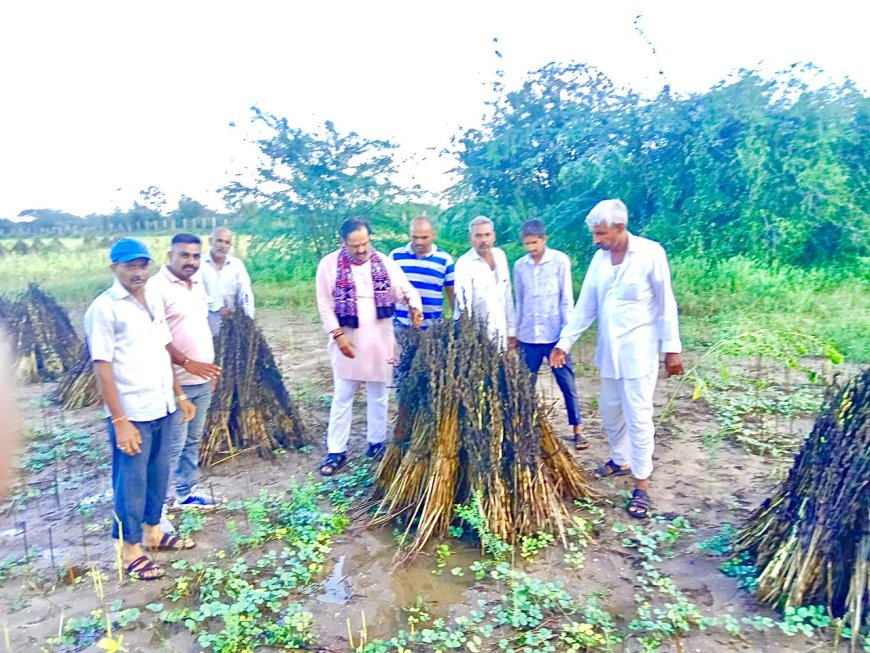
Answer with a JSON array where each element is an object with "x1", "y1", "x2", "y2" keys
[
  {"x1": 168, "y1": 382, "x2": 213, "y2": 498},
  {"x1": 108, "y1": 414, "x2": 172, "y2": 544},
  {"x1": 518, "y1": 341, "x2": 583, "y2": 426}
]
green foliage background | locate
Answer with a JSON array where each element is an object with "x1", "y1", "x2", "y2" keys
[{"x1": 2, "y1": 62, "x2": 867, "y2": 361}]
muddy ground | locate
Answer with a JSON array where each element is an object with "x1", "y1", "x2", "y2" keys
[{"x1": 0, "y1": 307, "x2": 834, "y2": 652}]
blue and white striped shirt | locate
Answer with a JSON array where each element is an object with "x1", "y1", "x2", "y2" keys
[{"x1": 389, "y1": 243, "x2": 455, "y2": 327}]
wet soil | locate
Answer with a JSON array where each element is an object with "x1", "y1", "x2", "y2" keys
[{"x1": 0, "y1": 307, "x2": 833, "y2": 652}]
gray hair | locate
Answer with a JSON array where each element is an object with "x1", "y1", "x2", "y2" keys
[
  {"x1": 468, "y1": 215, "x2": 494, "y2": 234},
  {"x1": 585, "y1": 199, "x2": 628, "y2": 228}
]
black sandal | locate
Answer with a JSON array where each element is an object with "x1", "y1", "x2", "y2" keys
[
  {"x1": 366, "y1": 442, "x2": 386, "y2": 459},
  {"x1": 574, "y1": 435, "x2": 589, "y2": 450},
  {"x1": 319, "y1": 452, "x2": 347, "y2": 476},
  {"x1": 125, "y1": 555, "x2": 165, "y2": 580},
  {"x1": 627, "y1": 489, "x2": 651, "y2": 519},
  {"x1": 594, "y1": 459, "x2": 630, "y2": 478}
]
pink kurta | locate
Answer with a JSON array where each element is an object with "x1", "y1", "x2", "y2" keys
[{"x1": 316, "y1": 250, "x2": 422, "y2": 384}]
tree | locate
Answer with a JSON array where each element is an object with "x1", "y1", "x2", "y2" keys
[
  {"x1": 222, "y1": 107, "x2": 400, "y2": 258},
  {"x1": 450, "y1": 62, "x2": 870, "y2": 267}
]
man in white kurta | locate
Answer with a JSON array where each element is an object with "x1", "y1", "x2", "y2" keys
[
  {"x1": 551, "y1": 199, "x2": 683, "y2": 519},
  {"x1": 453, "y1": 215, "x2": 516, "y2": 348},
  {"x1": 315, "y1": 218, "x2": 422, "y2": 475}
]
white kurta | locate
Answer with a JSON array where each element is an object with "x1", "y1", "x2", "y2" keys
[
  {"x1": 453, "y1": 246, "x2": 516, "y2": 347},
  {"x1": 556, "y1": 232, "x2": 682, "y2": 480},
  {"x1": 556, "y1": 233, "x2": 681, "y2": 380}
]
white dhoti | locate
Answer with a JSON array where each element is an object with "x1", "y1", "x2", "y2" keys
[
  {"x1": 326, "y1": 378, "x2": 389, "y2": 454},
  {"x1": 599, "y1": 372, "x2": 657, "y2": 480}
]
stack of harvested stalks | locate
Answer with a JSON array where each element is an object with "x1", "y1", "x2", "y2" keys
[
  {"x1": 734, "y1": 369, "x2": 869, "y2": 636},
  {"x1": 56, "y1": 343, "x2": 101, "y2": 409},
  {"x1": 201, "y1": 311, "x2": 305, "y2": 465},
  {"x1": 8, "y1": 285, "x2": 81, "y2": 382},
  {"x1": 11, "y1": 240, "x2": 29, "y2": 255},
  {"x1": 369, "y1": 316, "x2": 596, "y2": 560}
]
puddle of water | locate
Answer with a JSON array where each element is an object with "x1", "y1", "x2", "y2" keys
[
  {"x1": 316, "y1": 528, "x2": 481, "y2": 640},
  {"x1": 317, "y1": 554, "x2": 348, "y2": 604}
]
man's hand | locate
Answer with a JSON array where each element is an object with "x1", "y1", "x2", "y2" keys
[
  {"x1": 115, "y1": 420, "x2": 143, "y2": 456},
  {"x1": 507, "y1": 336, "x2": 518, "y2": 349},
  {"x1": 664, "y1": 352, "x2": 684, "y2": 377},
  {"x1": 218, "y1": 307, "x2": 234, "y2": 317},
  {"x1": 179, "y1": 399, "x2": 196, "y2": 424},
  {"x1": 183, "y1": 360, "x2": 222, "y2": 381},
  {"x1": 336, "y1": 334, "x2": 355, "y2": 359},
  {"x1": 409, "y1": 307, "x2": 423, "y2": 329},
  {"x1": 549, "y1": 347, "x2": 567, "y2": 368}
]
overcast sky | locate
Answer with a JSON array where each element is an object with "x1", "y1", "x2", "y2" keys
[{"x1": 0, "y1": 0, "x2": 867, "y2": 219}]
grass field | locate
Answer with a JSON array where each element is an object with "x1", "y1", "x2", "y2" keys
[
  {"x1": 3, "y1": 235, "x2": 868, "y2": 363},
  {"x1": 2, "y1": 234, "x2": 868, "y2": 652}
]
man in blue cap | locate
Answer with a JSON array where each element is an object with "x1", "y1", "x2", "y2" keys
[{"x1": 84, "y1": 238, "x2": 197, "y2": 580}]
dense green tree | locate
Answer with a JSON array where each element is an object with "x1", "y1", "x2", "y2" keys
[{"x1": 449, "y1": 63, "x2": 870, "y2": 267}]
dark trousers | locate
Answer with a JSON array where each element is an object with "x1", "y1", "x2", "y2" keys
[
  {"x1": 518, "y1": 341, "x2": 583, "y2": 426},
  {"x1": 107, "y1": 414, "x2": 172, "y2": 544}
]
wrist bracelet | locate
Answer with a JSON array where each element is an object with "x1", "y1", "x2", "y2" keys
[
  {"x1": 181, "y1": 358, "x2": 190, "y2": 367},
  {"x1": 111, "y1": 415, "x2": 128, "y2": 424},
  {"x1": 176, "y1": 394, "x2": 189, "y2": 402},
  {"x1": 331, "y1": 329, "x2": 344, "y2": 340}
]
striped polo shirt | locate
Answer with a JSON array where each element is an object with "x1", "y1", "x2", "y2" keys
[{"x1": 389, "y1": 243, "x2": 455, "y2": 327}]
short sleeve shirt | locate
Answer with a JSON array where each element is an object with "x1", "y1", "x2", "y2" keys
[{"x1": 84, "y1": 279, "x2": 176, "y2": 421}]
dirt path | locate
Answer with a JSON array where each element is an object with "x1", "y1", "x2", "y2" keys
[{"x1": 0, "y1": 307, "x2": 827, "y2": 652}]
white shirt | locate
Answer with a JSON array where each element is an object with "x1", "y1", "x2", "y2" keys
[
  {"x1": 454, "y1": 246, "x2": 516, "y2": 346},
  {"x1": 513, "y1": 247, "x2": 574, "y2": 344},
  {"x1": 556, "y1": 233, "x2": 682, "y2": 380},
  {"x1": 84, "y1": 279, "x2": 176, "y2": 421},
  {"x1": 200, "y1": 251, "x2": 255, "y2": 335},
  {"x1": 147, "y1": 266, "x2": 215, "y2": 387}
]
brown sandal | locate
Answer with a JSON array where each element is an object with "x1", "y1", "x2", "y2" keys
[{"x1": 145, "y1": 532, "x2": 196, "y2": 552}]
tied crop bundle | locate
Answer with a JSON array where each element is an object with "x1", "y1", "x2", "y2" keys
[
  {"x1": 56, "y1": 344, "x2": 101, "y2": 409},
  {"x1": 369, "y1": 316, "x2": 596, "y2": 561},
  {"x1": 201, "y1": 312, "x2": 305, "y2": 465},
  {"x1": 734, "y1": 369, "x2": 870, "y2": 634},
  {"x1": 9, "y1": 285, "x2": 81, "y2": 383}
]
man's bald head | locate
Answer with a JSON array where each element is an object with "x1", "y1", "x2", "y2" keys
[{"x1": 409, "y1": 216, "x2": 436, "y2": 257}]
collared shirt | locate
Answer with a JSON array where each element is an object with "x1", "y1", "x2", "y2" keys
[
  {"x1": 147, "y1": 266, "x2": 215, "y2": 386},
  {"x1": 513, "y1": 247, "x2": 574, "y2": 344},
  {"x1": 389, "y1": 243, "x2": 455, "y2": 328},
  {"x1": 556, "y1": 232, "x2": 682, "y2": 380},
  {"x1": 200, "y1": 251, "x2": 255, "y2": 335},
  {"x1": 84, "y1": 279, "x2": 176, "y2": 421},
  {"x1": 453, "y1": 246, "x2": 516, "y2": 347}
]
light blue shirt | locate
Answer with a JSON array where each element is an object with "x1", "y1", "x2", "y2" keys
[{"x1": 513, "y1": 247, "x2": 574, "y2": 344}]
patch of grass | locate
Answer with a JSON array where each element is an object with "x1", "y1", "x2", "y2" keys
[{"x1": 673, "y1": 256, "x2": 870, "y2": 363}]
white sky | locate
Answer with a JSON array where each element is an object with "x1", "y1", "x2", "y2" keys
[{"x1": 0, "y1": 0, "x2": 867, "y2": 219}]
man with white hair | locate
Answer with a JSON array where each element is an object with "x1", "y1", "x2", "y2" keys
[
  {"x1": 550, "y1": 199, "x2": 683, "y2": 519},
  {"x1": 201, "y1": 226, "x2": 255, "y2": 335},
  {"x1": 453, "y1": 216, "x2": 516, "y2": 348}
]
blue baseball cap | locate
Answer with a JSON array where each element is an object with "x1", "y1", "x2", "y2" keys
[{"x1": 110, "y1": 238, "x2": 152, "y2": 263}]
